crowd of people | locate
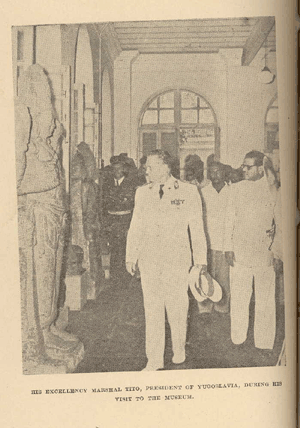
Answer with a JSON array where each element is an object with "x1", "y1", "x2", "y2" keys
[{"x1": 70, "y1": 144, "x2": 283, "y2": 371}]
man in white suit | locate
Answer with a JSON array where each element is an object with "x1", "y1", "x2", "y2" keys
[
  {"x1": 225, "y1": 150, "x2": 277, "y2": 350},
  {"x1": 126, "y1": 150, "x2": 207, "y2": 371}
]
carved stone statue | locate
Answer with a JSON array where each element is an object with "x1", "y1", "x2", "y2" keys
[{"x1": 16, "y1": 64, "x2": 84, "y2": 374}]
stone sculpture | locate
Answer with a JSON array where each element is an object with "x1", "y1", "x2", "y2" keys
[{"x1": 16, "y1": 64, "x2": 84, "y2": 374}]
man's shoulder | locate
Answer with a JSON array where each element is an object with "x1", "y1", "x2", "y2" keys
[
  {"x1": 122, "y1": 175, "x2": 136, "y2": 187},
  {"x1": 229, "y1": 180, "x2": 247, "y2": 193},
  {"x1": 176, "y1": 180, "x2": 201, "y2": 200},
  {"x1": 176, "y1": 179, "x2": 196, "y2": 190},
  {"x1": 136, "y1": 182, "x2": 151, "y2": 195}
]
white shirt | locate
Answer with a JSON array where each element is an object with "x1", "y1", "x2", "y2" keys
[
  {"x1": 224, "y1": 177, "x2": 275, "y2": 267},
  {"x1": 114, "y1": 176, "x2": 125, "y2": 186},
  {"x1": 272, "y1": 189, "x2": 282, "y2": 260},
  {"x1": 201, "y1": 182, "x2": 230, "y2": 251}
]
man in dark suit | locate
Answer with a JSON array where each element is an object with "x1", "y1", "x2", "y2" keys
[{"x1": 102, "y1": 156, "x2": 137, "y2": 283}]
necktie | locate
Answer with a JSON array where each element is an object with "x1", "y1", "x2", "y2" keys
[{"x1": 159, "y1": 184, "x2": 164, "y2": 199}]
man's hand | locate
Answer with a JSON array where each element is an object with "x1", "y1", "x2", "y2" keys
[
  {"x1": 126, "y1": 262, "x2": 136, "y2": 276},
  {"x1": 225, "y1": 251, "x2": 235, "y2": 267},
  {"x1": 193, "y1": 264, "x2": 207, "y2": 275},
  {"x1": 188, "y1": 264, "x2": 207, "y2": 289}
]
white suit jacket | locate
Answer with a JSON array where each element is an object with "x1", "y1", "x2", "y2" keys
[
  {"x1": 126, "y1": 176, "x2": 207, "y2": 271},
  {"x1": 224, "y1": 177, "x2": 275, "y2": 267}
]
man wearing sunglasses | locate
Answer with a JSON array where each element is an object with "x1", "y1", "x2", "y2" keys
[{"x1": 224, "y1": 150, "x2": 277, "y2": 352}]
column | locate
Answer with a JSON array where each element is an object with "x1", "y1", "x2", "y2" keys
[{"x1": 114, "y1": 50, "x2": 139, "y2": 155}]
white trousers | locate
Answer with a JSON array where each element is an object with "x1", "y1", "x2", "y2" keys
[
  {"x1": 230, "y1": 263, "x2": 276, "y2": 349},
  {"x1": 140, "y1": 265, "x2": 189, "y2": 367}
]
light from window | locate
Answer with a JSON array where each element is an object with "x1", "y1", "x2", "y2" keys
[
  {"x1": 143, "y1": 110, "x2": 158, "y2": 125},
  {"x1": 199, "y1": 98, "x2": 209, "y2": 108},
  {"x1": 160, "y1": 92, "x2": 174, "y2": 108},
  {"x1": 181, "y1": 110, "x2": 198, "y2": 124},
  {"x1": 148, "y1": 99, "x2": 158, "y2": 109},
  {"x1": 141, "y1": 90, "x2": 215, "y2": 127},
  {"x1": 160, "y1": 110, "x2": 174, "y2": 124},
  {"x1": 181, "y1": 91, "x2": 197, "y2": 108},
  {"x1": 199, "y1": 109, "x2": 214, "y2": 124}
]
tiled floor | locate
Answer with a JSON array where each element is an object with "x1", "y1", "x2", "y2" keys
[{"x1": 67, "y1": 273, "x2": 285, "y2": 373}]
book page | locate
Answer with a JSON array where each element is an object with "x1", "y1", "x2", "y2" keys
[{"x1": 0, "y1": 0, "x2": 296, "y2": 427}]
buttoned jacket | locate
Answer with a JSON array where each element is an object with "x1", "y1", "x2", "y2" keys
[{"x1": 126, "y1": 176, "x2": 207, "y2": 270}]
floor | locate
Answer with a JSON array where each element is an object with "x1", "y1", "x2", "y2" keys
[{"x1": 67, "y1": 272, "x2": 285, "y2": 373}]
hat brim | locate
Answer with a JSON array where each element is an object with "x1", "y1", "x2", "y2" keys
[{"x1": 189, "y1": 271, "x2": 222, "y2": 303}]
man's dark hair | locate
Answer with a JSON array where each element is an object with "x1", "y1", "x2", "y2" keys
[
  {"x1": 148, "y1": 149, "x2": 173, "y2": 169},
  {"x1": 244, "y1": 150, "x2": 265, "y2": 166},
  {"x1": 209, "y1": 161, "x2": 225, "y2": 170},
  {"x1": 140, "y1": 155, "x2": 147, "y2": 165},
  {"x1": 184, "y1": 154, "x2": 204, "y2": 182},
  {"x1": 110, "y1": 155, "x2": 119, "y2": 164},
  {"x1": 207, "y1": 153, "x2": 215, "y2": 166}
]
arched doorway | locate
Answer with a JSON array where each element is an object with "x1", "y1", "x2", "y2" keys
[
  {"x1": 73, "y1": 25, "x2": 98, "y2": 162},
  {"x1": 139, "y1": 89, "x2": 219, "y2": 177}
]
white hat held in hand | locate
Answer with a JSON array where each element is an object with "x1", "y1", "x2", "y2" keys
[{"x1": 189, "y1": 268, "x2": 222, "y2": 303}]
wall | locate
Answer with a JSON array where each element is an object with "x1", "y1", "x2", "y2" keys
[
  {"x1": 113, "y1": 48, "x2": 277, "y2": 168},
  {"x1": 225, "y1": 49, "x2": 277, "y2": 167}
]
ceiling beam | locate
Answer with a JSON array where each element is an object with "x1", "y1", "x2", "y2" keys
[
  {"x1": 121, "y1": 42, "x2": 248, "y2": 50},
  {"x1": 241, "y1": 17, "x2": 275, "y2": 66},
  {"x1": 114, "y1": 25, "x2": 254, "y2": 35},
  {"x1": 113, "y1": 17, "x2": 257, "y2": 29},
  {"x1": 115, "y1": 31, "x2": 251, "y2": 40},
  {"x1": 129, "y1": 48, "x2": 220, "y2": 54},
  {"x1": 119, "y1": 36, "x2": 248, "y2": 45}
]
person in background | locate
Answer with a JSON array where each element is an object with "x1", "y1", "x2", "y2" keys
[
  {"x1": 199, "y1": 162, "x2": 231, "y2": 314},
  {"x1": 223, "y1": 164, "x2": 233, "y2": 184},
  {"x1": 206, "y1": 154, "x2": 215, "y2": 180},
  {"x1": 137, "y1": 155, "x2": 148, "y2": 186},
  {"x1": 70, "y1": 152, "x2": 100, "y2": 285},
  {"x1": 77, "y1": 141, "x2": 98, "y2": 182},
  {"x1": 119, "y1": 153, "x2": 139, "y2": 184},
  {"x1": 126, "y1": 150, "x2": 207, "y2": 371},
  {"x1": 170, "y1": 156, "x2": 181, "y2": 179},
  {"x1": 102, "y1": 156, "x2": 136, "y2": 283},
  {"x1": 184, "y1": 154, "x2": 209, "y2": 190},
  {"x1": 228, "y1": 167, "x2": 244, "y2": 184},
  {"x1": 263, "y1": 157, "x2": 284, "y2": 306},
  {"x1": 224, "y1": 150, "x2": 277, "y2": 351},
  {"x1": 75, "y1": 142, "x2": 101, "y2": 282}
]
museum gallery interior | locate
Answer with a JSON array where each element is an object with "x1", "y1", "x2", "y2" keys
[{"x1": 12, "y1": 17, "x2": 284, "y2": 375}]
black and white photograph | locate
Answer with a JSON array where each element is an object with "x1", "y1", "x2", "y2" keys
[{"x1": 12, "y1": 17, "x2": 286, "y2": 376}]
